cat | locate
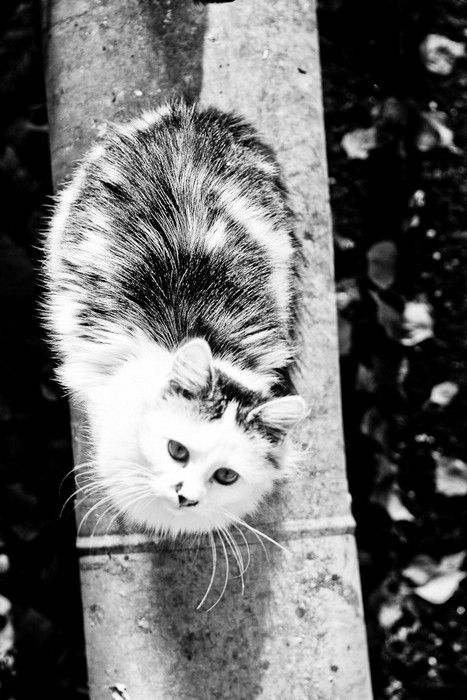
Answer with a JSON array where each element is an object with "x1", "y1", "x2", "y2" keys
[{"x1": 43, "y1": 101, "x2": 307, "y2": 546}]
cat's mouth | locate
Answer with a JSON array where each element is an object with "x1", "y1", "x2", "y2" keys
[{"x1": 161, "y1": 497, "x2": 195, "y2": 515}]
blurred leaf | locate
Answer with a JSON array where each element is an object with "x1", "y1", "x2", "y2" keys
[
  {"x1": 371, "y1": 481, "x2": 415, "y2": 521},
  {"x1": 433, "y1": 451, "x2": 467, "y2": 496},
  {"x1": 370, "y1": 291, "x2": 404, "y2": 342},
  {"x1": 338, "y1": 315, "x2": 352, "y2": 356},
  {"x1": 374, "y1": 454, "x2": 399, "y2": 484},
  {"x1": 409, "y1": 190, "x2": 426, "y2": 208},
  {"x1": 355, "y1": 363, "x2": 377, "y2": 394},
  {"x1": 397, "y1": 357, "x2": 409, "y2": 398},
  {"x1": 361, "y1": 407, "x2": 389, "y2": 448},
  {"x1": 403, "y1": 552, "x2": 465, "y2": 587},
  {"x1": 0, "y1": 594, "x2": 14, "y2": 669},
  {"x1": 0, "y1": 394, "x2": 12, "y2": 422},
  {"x1": 372, "y1": 96, "x2": 408, "y2": 131},
  {"x1": 379, "y1": 601, "x2": 404, "y2": 629},
  {"x1": 0, "y1": 620, "x2": 14, "y2": 665},
  {"x1": 385, "y1": 489, "x2": 415, "y2": 522},
  {"x1": 336, "y1": 277, "x2": 360, "y2": 311},
  {"x1": 400, "y1": 301, "x2": 434, "y2": 346},
  {"x1": 0, "y1": 555, "x2": 10, "y2": 576},
  {"x1": 334, "y1": 233, "x2": 356, "y2": 251},
  {"x1": 419, "y1": 34, "x2": 465, "y2": 75},
  {"x1": 0, "y1": 595, "x2": 11, "y2": 621},
  {"x1": 341, "y1": 127, "x2": 377, "y2": 159},
  {"x1": 403, "y1": 555, "x2": 438, "y2": 586},
  {"x1": 428, "y1": 381, "x2": 459, "y2": 406},
  {"x1": 10, "y1": 522, "x2": 40, "y2": 543},
  {"x1": 415, "y1": 572, "x2": 466, "y2": 604},
  {"x1": 438, "y1": 551, "x2": 466, "y2": 574},
  {"x1": 417, "y1": 110, "x2": 462, "y2": 154},
  {"x1": 367, "y1": 241, "x2": 398, "y2": 289}
]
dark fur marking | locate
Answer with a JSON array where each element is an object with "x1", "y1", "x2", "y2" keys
[{"x1": 52, "y1": 102, "x2": 297, "y2": 384}]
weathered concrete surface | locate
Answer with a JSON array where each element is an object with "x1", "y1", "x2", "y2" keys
[
  {"x1": 81, "y1": 536, "x2": 367, "y2": 700},
  {"x1": 43, "y1": 0, "x2": 373, "y2": 697}
]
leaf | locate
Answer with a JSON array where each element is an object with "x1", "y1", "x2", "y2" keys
[
  {"x1": 415, "y1": 572, "x2": 466, "y2": 604},
  {"x1": 0, "y1": 619, "x2": 14, "y2": 661},
  {"x1": 0, "y1": 555, "x2": 9, "y2": 575},
  {"x1": 400, "y1": 301, "x2": 434, "y2": 346},
  {"x1": 334, "y1": 233, "x2": 356, "y2": 251},
  {"x1": 367, "y1": 241, "x2": 398, "y2": 289},
  {"x1": 336, "y1": 277, "x2": 360, "y2": 311},
  {"x1": 338, "y1": 315, "x2": 352, "y2": 356},
  {"x1": 378, "y1": 601, "x2": 404, "y2": 629},
  {"x1": 385, "y1": 489, "x2": 415, "y2": 522},
  {"x1": 371, "y1": 294, "x2": 433, "y2": 346},
  {"x1": 374, "y1": 454, "x2": 399, "y2": 484},
  {"x1": 409, "y1": 190, "x2": 426, "y2": 209},
  {"x1": 355, "y1": 363, "x2": 377, "y2": 394},
  {"x1": 341, "y1": 127, "x2": 377, "y2": 159},
  {"x1": 0, "y1": 595, "x2": 11, "y2": 619},
  {"x1": 370, "y1": 292, "x2": 404, "y2": 342},
  {"x1": 420, "y1": 34, "x2": 465, "y2": 75},
  {"x1": 438, "y1": 551, "x2": 466, "y2": 574},
  {"x1": 403, "y1": 555, "x2": 438, "y2": 586},
  {"x1": 403, "y1": 552, "x2": 465, "y2": 587},
  {"x1": 433, "y1": 451, "x2": 467, "y2": 496},
  {"x1": 361, "y1": 407, "x2": 388, "y2": 447},
  {"x1": 397, "y1": 357, "x2": 410, "y2": 397},
  {"x1": 429, "y1": 381, "x2": 459, "y2": 406},
  {"x1": 417, "y1": 110, "x2": 462, "y2": 154},
  {"x1": 371, "y1": 481, "x2": 415, "y2": 522}
]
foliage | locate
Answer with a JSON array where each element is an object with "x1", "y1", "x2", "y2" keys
[{"x1": 319, "y1": 0, "x2": 467, "y2": 696}]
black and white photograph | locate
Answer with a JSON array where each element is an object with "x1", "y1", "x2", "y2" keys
[{"x1": 0, "y1": 0, "x2": 466, "y2": 698}]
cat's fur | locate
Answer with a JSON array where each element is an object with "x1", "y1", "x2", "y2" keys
[{"x1": 43, "y1": 102, "x2": 306, "y2": 538}]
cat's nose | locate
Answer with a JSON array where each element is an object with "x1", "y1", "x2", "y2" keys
[{"x1": 178, "y1": 494, "x2": 199, "y2": 508}]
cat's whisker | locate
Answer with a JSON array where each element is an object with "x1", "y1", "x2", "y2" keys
[
  {"x1": 91, "y1": 486, "x2": 146, "y2": 538},
  {"x1": 59, "y1": 465, "x2": 89, "y2": 496},
  {"x1": 77, "y1": 493, "x2": 120, "y2": 535},
  {"x1": 222, "y1": 526, "x2": 245, "y2": 595},
  {"x1": 107, "y1": 491, "x2": 154, "y2": 535},
  {"x1": 197, "y1": 530, "x2": 217, "y2": 610},
  {"x1": 74, "y1": 458, "x2": 155, "y2": 477},
  {"x1": 230, "y1": 522, "x2": 251, "y2": 574},
  {"x1": 230, "y1": 528, "x2": 247, "y2": 578},
  {"x1": 205, "y1": 529, "x2": 229, "y2": 612},
  {"x1": 92, "y1": 502, "x2": 120, "y2": 538},
  {"x1": 232, "y1": 516, "x2": 290, "y2": 555},
  {"x1": 62, "y1": 479, "x2": 112, "y2": 519},
  {"x1": 192, "y1": 532, "x2": 204, "y2": 564},
  {"x1": 86, "y1": 488, "x2": 151, "y2": 539},
  {"x1": 220, "y1": 509, "x2": 268, "y2": 560},
  {"x1": 59, "y1": 480, "x2": 104, "y2": 518},
  {"x1": 220, "y1": 526, "x2": 238, "y2": 574}
]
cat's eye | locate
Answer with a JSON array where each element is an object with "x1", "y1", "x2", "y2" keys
[
  {"x1": 167, "y1": 440, "x2": 189, "y2": 462},
  {"x1": 213, "y1": 468, "x2": 239, "y2": 485}
]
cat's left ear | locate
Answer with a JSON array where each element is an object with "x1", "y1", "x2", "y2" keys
[
  {"x1": 247, "y1": 395, "x2": 308, "y2": 434},
  {"x1": 170, "y1": 338, "x2": 214, "y2": 395}
]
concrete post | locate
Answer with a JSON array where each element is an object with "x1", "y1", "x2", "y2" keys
[{"x1": 42, "y1": 1, "x2": 373, "y2": 698}]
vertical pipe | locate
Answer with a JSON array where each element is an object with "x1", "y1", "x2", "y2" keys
[{"x1": 42, "y1": 1, "x2": 373, "y2": 697}]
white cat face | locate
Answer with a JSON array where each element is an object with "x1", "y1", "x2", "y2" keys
[{"x1": 86, "y1": 339, "x2": 306, "y2": 537}]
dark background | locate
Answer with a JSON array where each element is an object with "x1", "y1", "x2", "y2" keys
[{"x1": 0, "y1": 0, "x2": 466, "y2": 698}]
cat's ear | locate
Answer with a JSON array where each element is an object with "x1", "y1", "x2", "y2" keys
[
  {"x1": 170, "y1": 338, "x2": 214, "y2": 395},
  {"x1": 247, "y1": 395, "x2": 308, "y2": 434}
]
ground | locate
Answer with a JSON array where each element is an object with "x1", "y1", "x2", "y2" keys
[
  {"x1": 318, "y1": 0, "x2": 467, "y2": 697},
  {"x1": 0, "y1": 1, "x2": 466, "y2": 698}
]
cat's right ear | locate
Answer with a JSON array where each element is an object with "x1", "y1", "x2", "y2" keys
[{"x1": 169, "y1": 338, "x2": 214, "y2": 395}]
